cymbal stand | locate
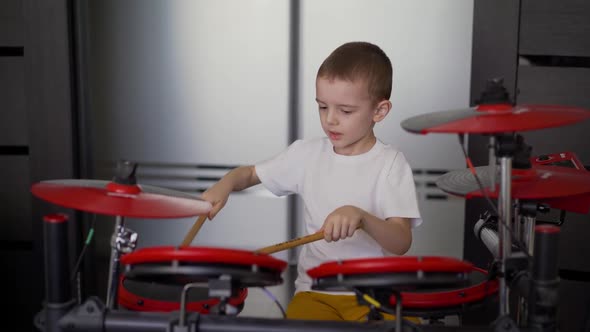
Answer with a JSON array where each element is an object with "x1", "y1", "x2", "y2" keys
[
  {"x1": 495, "y1": 134, "x2": 514, "y2": 317},
  {"x1": 488, "y1": 136, "x2": 497, "y2": 193},
  {"x1": 494, "y1": 133, "x2": 534, "y2": 318},
  {"x1": 513, "y1": 199, "x2": 521, "y2": 248},
  {"x1": 515, "y1": 198, "x2": 533, "y2": 332},
  {"x1": 105, "y1": 216, "x2": 137, "y2": 309},
  {"x1": 105, "y1": 160, "x2": 140, "y2": 309},
  {"x1": 514, "y1": 201, "x2": 550, "y2": 325},
  {"x1": 518, "y1": 202, "x2": 549, "y2": 255}
]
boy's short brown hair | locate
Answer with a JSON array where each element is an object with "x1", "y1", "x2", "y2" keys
[{"x1": 317, "y1": 41, "x2": 393, "y2": 102}]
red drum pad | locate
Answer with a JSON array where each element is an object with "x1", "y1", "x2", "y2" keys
[
  {"x1": 390, "y1": 267, "x2": 499, "y2": 318},
  {"x1": 436, "y1": 165, "x2": 590, "y2": 213},
  {"x1": 307, "y1": 256, "x2": 475, "y2": 292},
  {"x1": 121, "y1": 246, "x2": 288, "y2": 288}
]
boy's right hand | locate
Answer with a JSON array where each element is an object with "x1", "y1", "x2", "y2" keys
[
  {"x1": 201, "y1": 182, "x2": 232, "y2": 220},
  {"x1": 200, "y1": 165, "x2": 261, "y2": 220}
]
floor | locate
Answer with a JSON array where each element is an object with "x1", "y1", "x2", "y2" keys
[{"x1": 239, "y1": 284, "x2": 290, "y2": 318}]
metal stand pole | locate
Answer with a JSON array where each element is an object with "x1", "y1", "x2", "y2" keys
[
  {"x1": 178, "y1": 282, "x2": 207, "y2": 326},
  {"x1": 61, "y1": 296, "x2": 443, "y2": 332},
  {"x1": 513, "y1": 201, "x2": 526, "y2": 325},
  {"x1": 488, "y1": 136, "x2": 497, "y2": 192},
  {"x1": 106, "y1": 216, "x2": 125, "y2": 309},
  {"x1": 528, "y1": 225, "x2": 560, "y2": 332},
  {"x1": 106, "y1": 216, "x2": 123, "y2": 308},
  {"x1": 106, "y1": 216, "x2": 137, "y2": 309},
  {"x1": 392, "y1": 291, "x2": 402, "y2": 332},
  {"x1": 498, "y1": 156, "x2": 513, "y2": 316},
  {"x1": 513, "y1": 199, "x2": 521, "y2": 244},
  {"x1": 522, "y1": 216, "x2": 536, "y2": 256}
]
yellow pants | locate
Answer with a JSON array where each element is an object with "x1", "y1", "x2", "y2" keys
[{"x1": 286, "y1": 291, "x2": 420, "y2": 323}]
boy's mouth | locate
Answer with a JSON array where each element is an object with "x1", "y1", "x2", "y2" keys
[{"x1": 328, "y1": 131, "x2": 342, "y2": 140}]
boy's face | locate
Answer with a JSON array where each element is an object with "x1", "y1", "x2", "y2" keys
[{"x1": 316, "y1": 76, "x2": 390, "y2": 155}]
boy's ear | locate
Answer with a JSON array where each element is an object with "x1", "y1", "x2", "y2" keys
[{"x1": 373, "y1": 100, "x2": 392, "y2": 123}]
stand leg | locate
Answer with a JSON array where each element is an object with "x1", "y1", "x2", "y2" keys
[
  {"x1": 42, "y1": 214, "x2": 75, "y2": 332},
  {"x1": 392, "y1": 291, "x2": 402, "y2": 332},
  {"x1": 528, "y1": 225, "x2": 560, "y2": 331},
  {"x1": 517, "y1": 205, "x2": 540, "y2": 325}
]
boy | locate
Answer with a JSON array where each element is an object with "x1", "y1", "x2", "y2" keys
[{"x1": 201, "y1": 41, "x2": 422, "y2": 321}]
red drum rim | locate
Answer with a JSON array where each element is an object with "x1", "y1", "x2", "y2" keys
[
  {"x1": 307, "y1": 256, "x2": 474, "y2": 279},
  {"x1": 391, "y1": 267, "x2": 499, "y2": 308},
  {"x1": 120, "y1": 246, "x2": 288, "y2": 272},
  {"x1": 117, "y1": 276, "x2": 248, "y2": 313}
]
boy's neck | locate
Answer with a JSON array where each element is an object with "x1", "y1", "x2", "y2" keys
[{"x1": 333, "y1": 134, "x2": 377, "y2": 156}]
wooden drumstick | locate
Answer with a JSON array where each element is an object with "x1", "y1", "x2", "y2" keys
[
  {"x1": 255, "y1": 231, "x2": 325, "y2": 254},
  {"x1": 180, "y1": 215, "x2": 207, "y2": 247},
  {"x1": 255, "y1": 225, "x2": 362, "y2": 254}
]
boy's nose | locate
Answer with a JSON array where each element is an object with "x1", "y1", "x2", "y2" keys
[{"x1": 326, "y1": 109, "x2": 338, "y2": 125}]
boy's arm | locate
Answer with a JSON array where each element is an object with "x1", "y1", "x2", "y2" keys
[
  {"x1": 201, "y1": 165, "x2": 260, "y2": 219},
  {"x1": 322, "y1": 206, "x2": 412, "y2": 255},
  {"x1": 362, "y1": 214, "x2": 412, "y2": 255}
]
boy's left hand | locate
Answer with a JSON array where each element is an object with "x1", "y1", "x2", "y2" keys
[{"x1": 321, "y1": 205, "x2": 364, "y2": 242}]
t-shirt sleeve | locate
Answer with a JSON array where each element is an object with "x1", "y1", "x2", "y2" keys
[
  {"x1": 254, "y1": 139, "x2": 306, "y2": 197},
  {"x1": 381, "y1": 151, "x2": 423, "y2": 228}
]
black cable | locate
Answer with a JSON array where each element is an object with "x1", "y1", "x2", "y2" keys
[
  {"x1": 259, "y1": 287, "x2": 287, "y2": 318},
  {"x1": 558, "y1": 210, "x2": 566, "y2": 226},
  {"x1": 71, "y1": 214, "x2": 96, "y2": 282},
  {"x1": 458, "y1": 134, "x2": 499, "y2": 215},
  {"x1": 352, "y1": 289, "x2": 424, "y2": 332}
]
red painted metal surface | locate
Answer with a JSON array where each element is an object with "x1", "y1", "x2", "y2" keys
[
  {"x1": 121, "y1": 246, "x2": 288, "y2": 272},
  {"x1": 307, "y1": 256, "x2": 474, "y2": 278},
  {"x1": 31, "y1": 180, "x2": 211, "y2": 218}
]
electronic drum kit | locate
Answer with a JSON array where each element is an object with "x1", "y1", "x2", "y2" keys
[{"x1": 32, "y1": 80, "x2": 590, "y2": 332}]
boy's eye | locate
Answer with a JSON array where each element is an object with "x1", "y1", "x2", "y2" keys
[
  {"x1": 318, "y1": 106, "x2": 327, "y2": 110},
  {"x1": 341, "y1": 109, "x2": 352, "y2": 114}
]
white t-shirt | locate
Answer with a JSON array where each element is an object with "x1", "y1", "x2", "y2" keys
[{"x1": 255, "y1": 137, "x2": 422, "y2": 293}]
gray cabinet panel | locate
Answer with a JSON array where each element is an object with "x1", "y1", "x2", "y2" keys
[
  {"x1": 556, "y1": 213, "x2": 590, "y2": 273},
  {"x1": 0, "y1": 0, "x2": 23, "y2": 46},
  {"x1": 1, "y1": 251, "x2": 35, "y2": 326},
  {"x1": 470, "y1": 0, "x2": 520, "y2": 107},
  {"x1": 0, "y1": 156, "x2": 32, "y2": 242},
  {"x1": 518, "y1": 66, "x2": 590, "y2": 108},
  {"x1": 518, "y1": 66, "x2": 590, "y2": 160},
  {"x1": 519, "y1": 0, "x2": 590, "y2": 56},
  {"x1": 0, "y1": 58, "x2": 27, "y2": 145},
  {"x1": 557, "y1": 280, "x2": 590, "y2": 331},
  {"x1": 517, "y1": 65, "x2": 590, "y2": 274}
]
